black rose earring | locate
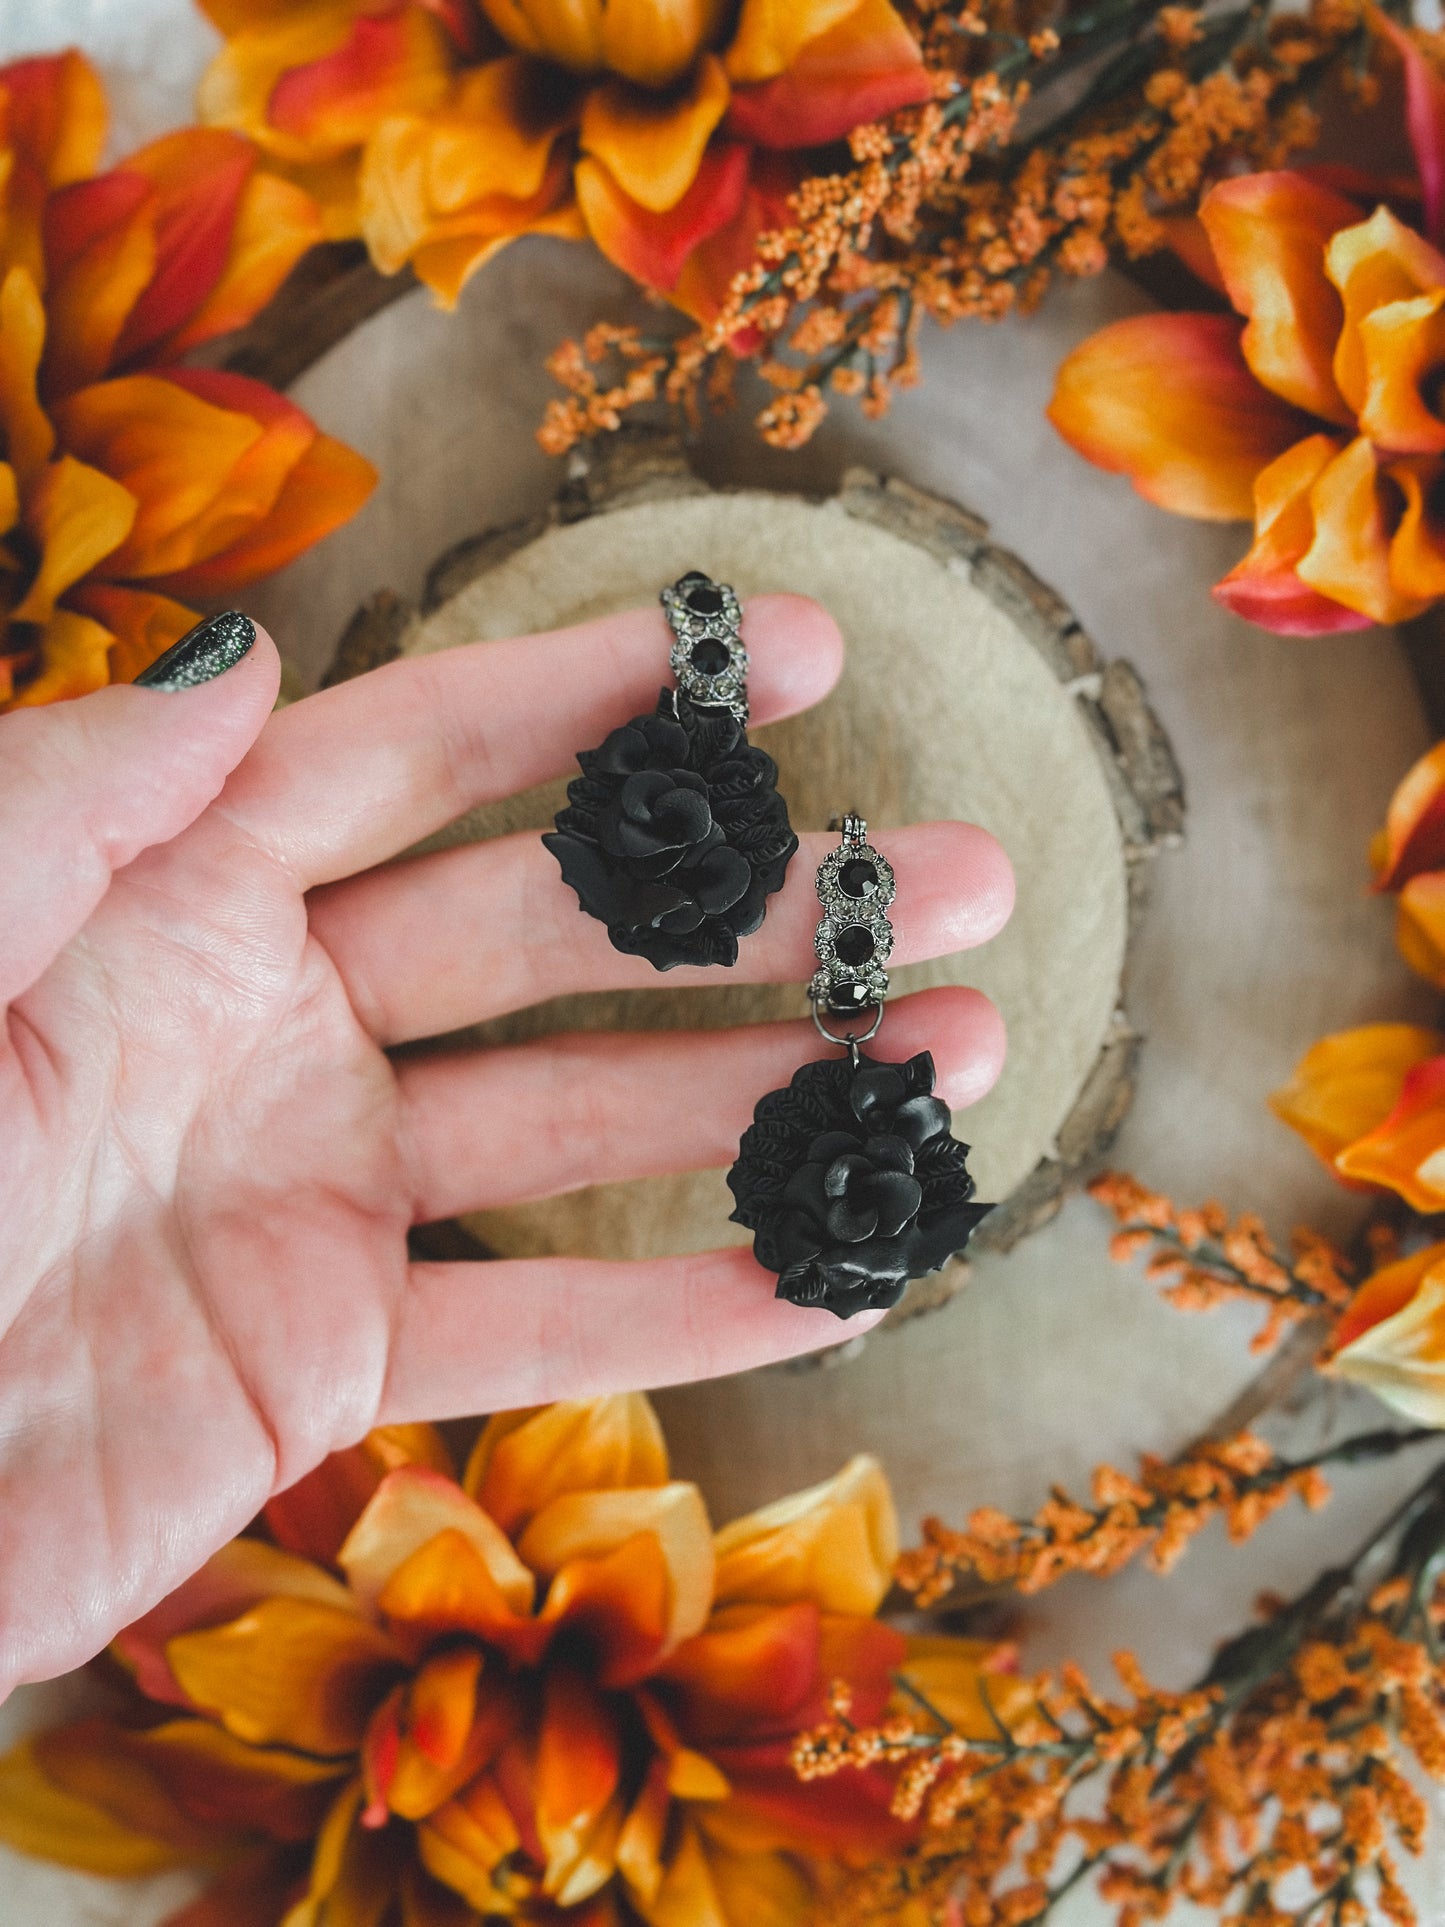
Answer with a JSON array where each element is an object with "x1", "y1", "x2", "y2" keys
[
  {"x1": 544, "y1": 571, "x2": 798, "y2": 970},
  {"x1": 728, "y1": 813, "x2": 992, "y2": 1319}
]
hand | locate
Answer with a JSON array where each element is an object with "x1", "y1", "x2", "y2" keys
[{"x1": 0, "y1": 599, "x2": 1011, "y2": 1694}]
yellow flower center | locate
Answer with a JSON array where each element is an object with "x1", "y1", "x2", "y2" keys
[{"x1": 477, "y1": 0, "x2": 728, "y2": 91}]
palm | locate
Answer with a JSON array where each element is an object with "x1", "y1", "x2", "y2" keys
[{"x1": 0, "y1": 602, "x2": 1010, "y2": 1695}]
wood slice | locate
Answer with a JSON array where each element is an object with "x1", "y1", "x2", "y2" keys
[{"x1": 335, "y1": 431, "x2": 1183, "y2": 1325}]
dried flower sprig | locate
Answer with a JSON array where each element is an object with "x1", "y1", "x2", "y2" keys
[
  {"x1": 895, "y1": 1424, "x2": 1438, "y2": 1607},
  {"x1": 798, "y1": 1456, "x2": 1445, "y2": 1926},
  {"x1": 540, "y1": 0, "x2": 1380, "y2": 454},
  {"x1": 1089, "y1": 1170, "x2": 1358, "y2": 1351}
]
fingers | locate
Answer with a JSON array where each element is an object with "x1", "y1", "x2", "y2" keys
[
  {"x1": 314, "y1": 821, "x2": 1014, "y2": 1044},
  {"x1": 398, "y1": 986, "x2": 1004, "y2": 1221},
  {"x1": 223, "y1": 595, "x2": 842, "y2": 889},
  {"x1": 379, "y1": 1246, "x2": 888, "y2": 1423},
  {"x1": 0, "y1": 623, "x2": 280, "y2": 1006}
]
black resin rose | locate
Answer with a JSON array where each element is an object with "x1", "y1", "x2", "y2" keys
[
  {"x1": 728, "y1": 1051, "x2": 991, "y2": 1318},
  {"x1": 544, "y1": 691, "x2": 796, "y2": 969}
]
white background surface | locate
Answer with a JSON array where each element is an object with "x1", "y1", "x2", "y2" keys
[{"x1": 5, "y1": 3, "x2": 1445, "y2": 1920}]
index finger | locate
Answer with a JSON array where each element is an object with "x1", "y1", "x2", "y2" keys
[{"x1": 222, "y1": 595, "x2": 843, "y2": 888}]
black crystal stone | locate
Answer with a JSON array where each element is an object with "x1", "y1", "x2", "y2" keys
[
  {"x1": 689, "y1": 635, "x2": 731, "y2": 676},
  {"x1": 728, "y1": 1050, "x2": 993, "y2": 1317},
  {"x1": 838, "y1": 858, "x2": 878, "y2": 899},
  {"x1": 834, "y1": 924, "x2": 876, "y2": 966},
  {"x1": 685, "y1": 583, "x2": 726, "y2": 617},
  {"x1": 827, "y1": 980, "x2": 874, "y2": 1015}
]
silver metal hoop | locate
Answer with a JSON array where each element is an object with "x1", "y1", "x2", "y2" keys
[{"x1": 811, "y1": 997, "x2": 885, "y2": 1048}]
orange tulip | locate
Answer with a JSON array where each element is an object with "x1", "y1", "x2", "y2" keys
[
  {"x1": 196, "y1": 0, "x2": 933, "y2": 313},
  {"x1": 0, "y1": 1396, "x2": 1021, "y2": 1925},
  {"x1": 0, "y1": 51, "x2": 374, "y2": 708},
  {"x1": 1272, "y1": 1023, "x2": 1445, "y2": 1214},
  {"x1": 1049, "y1": 31, "x2": 1445, "y2": 637}
]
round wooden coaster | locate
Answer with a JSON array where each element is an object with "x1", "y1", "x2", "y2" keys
[{"x1": 331, "y1": 431, "x2": 1183, "y2": 1326}]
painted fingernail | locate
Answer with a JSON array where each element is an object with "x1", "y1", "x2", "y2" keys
[{"x1": 135, "y1": 612, "x2": 255, "y2": 691}]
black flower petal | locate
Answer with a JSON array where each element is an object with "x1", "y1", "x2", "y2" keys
[
  {"x1": 546, "y1": 688, "x2": 795, "y2": 971},
  {"x1": 729, "y1": 1050, "x2": 992, "y2": 1318}
]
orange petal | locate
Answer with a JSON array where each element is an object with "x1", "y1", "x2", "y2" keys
[
  {"x1": 114, "y1": 1718, "x2": 345, "y2": 1842},
  {"x1": 627, "y1": 1817, "x2": 730, "y2": 1927},
  {"x1": 106, "y1": 131, "x2": 259, "y2": 368},
  {"x1": 699, "y1": 1737, "x2": 906, "y2": 1858},
  {"x1": 897, "y1": 1636, "x2": 1033, "y2": 1740},
  {"x1": 1048, "y1": 312, "x2": 1307, "y2": 521},
  {"x1": 660, "y1": 1602, "x2": 823, "y2": 1743},
  {"x1": 397, "y1": 1862, "x2": 480, "y2": 1927},
  {"x1": 576, "y1": 138, "x2": 750, "y2": 292},
  {"x1": 1336, "y1": 1052, "x2": 1445, "y2": 1210},
  {"x1": 363, "y1": 1651, "x2": 517, "y2": 1823},
  {"x1": 1387, "y1": 455, "x2": 1445, "y2": 604},
  {"x1": 265, "y1": 1425, "x2": 455, "y2": 1566},
  {"x1": 165, "y1": 168, "x2": 323, "y2": 357},
  {"x1": 480, "y1": 0, "x2": 727, "y2": 89},
  {"x1": 13, "y1": 453, "x2": 136, "y2": 624},
  {"x1": 417, "y1": 1772, "x2": 521, "y2": 1909},
  {"x1": 356, "y1": 56, "x2": 575, "y2": 278},
  {"x1": 1358, "y1": 285, "x2": 1445, "y2": 451},
  {"x1": 114, "y1": 1535, "x2": 359, "y2": 1708},
  {"x1": 705, "y1": 1843, "x2": 814, "y2": 1927},
  {"x1": 542, "y1": 1532, "x2": 673, "y2": 1688},
  {"x1": 166, "y1": 1597, "x2": 401, "y2": 1756},
  {"x1": 1199, "y1": 171, "x2": 1357, "y2": 422},
  {"x1": 615, "y1": 1754, "x2": 672, "y2": 1906},
  {"x1": 1329, "y1": 1248, "x2": 1445, "y2": 1424},
  {"x1": 51, "y1": 371, "x2": 263, "y2": 579},
  {"x1": 670, "y1": 148, "x2": 798, "y2": 328},
  {"x1": 0, "y1": 50, "x2": 108, "y2": 185},
  {"x1": 581, "y1": 57, "x2": 729, "y2": 215},
  {"x1": 294, "y1": 1776, "x2": 404, "y2": 1926},
  {"x1": 1325, "y1": 204, "x2": 1445, "y2": 419},
  {"x1": 535, "y1": 1667, "x2": 624, "y2": 1903},
  {"x1": 518, "y1": 1482, "x2": 715, "y2": 1653},
  {"x1": 1397, "y1": 872, "x2": 1445, "y2": 986},
  {"x1": 4, "y1": 607, "x2": 117, "y2": 708},
  {"x1": 726, "y1": 0, "x2": 866, "y2": 83},
  {"x1": 1373, "y1": 740, "x2": 1445, "y2": 890},
  {"x1": 1334, "y1": 1240, "x2": 1445, "y2": 1352},
  {"x1": 406, "y1": 183, "x2": 586, "y2": 306},
  {"x1": 0, "y1": 1736, "x2": 194, "y2": 1877},
  {"x1": 340, "y1": 1465, "x2": 534, "y2": 1614},
  {"x1": 1212, "y1": 432, "x2": 1373, "y2": 635},
  {"x1": 1294, "y1": 434, "x2": 1432, "y2": 624},
  {"x1": 466, "y1": 1395, "x2": 668, "y2": 1536},
  {"x1": 374, "y1": 1526, "x2": 549, "y2": 1667},
  {"x1": 40, "y1": 172, "x2": 159, "y2": 396},
  {"x1": 1270, "y1": 1022, "x2": 1445, "y2": 1169},
  {"x1": 725, "y1": 0, "x2": 932, "y2": 150},
  {"x1": 0, "y1": 267, "x2": 56, "y2": 487},
  {"x1": 712, "y1": 1455, "x2": 897, "y2": 1618},
  {"x1": 267, "y1": 5, "x2": 457, "y2": 155},
  {"x1": 153, "y1": 407, "x2": 376, "y2": 595}
]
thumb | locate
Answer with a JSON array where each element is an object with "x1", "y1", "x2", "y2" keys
[{"x1": 0, "y1": 613, "x2": 280, "y2": 1006}]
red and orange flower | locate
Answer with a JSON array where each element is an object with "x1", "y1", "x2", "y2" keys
[
  {"x1": 0, "y1": 1396, "x2": 1020, "y2": 1925},
  {"x1": 194, "y1": 0, "x2": 933, "y2": 313},
  {"x1": 0, "y1": 49, "x2": 374, "y2": 708},
  {"x1": 1048, "y1": 17, "x2": 1445, "y2": 635}
]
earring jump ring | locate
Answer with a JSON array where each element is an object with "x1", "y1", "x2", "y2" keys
[{"x1": 811, "y1": 998, "x2": 885, "y2": 1049}]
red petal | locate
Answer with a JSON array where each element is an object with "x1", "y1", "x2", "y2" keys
[
  {"x1": 1368, "y1": 4, "x2": 1445, "y2": 245},
  {"x1": 725, "y1": 0, "x2": 932, "y2": 150},
  {"x1": 576, "y1": 138, "x2": 751, "y2": 292}
]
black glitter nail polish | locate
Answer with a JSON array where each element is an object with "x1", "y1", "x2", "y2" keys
[{"x1": 134, "y1": 612, "x2": 255, "y2": 691}]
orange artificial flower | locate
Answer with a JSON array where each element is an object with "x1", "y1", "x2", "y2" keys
[
  {"x1": 0, "y1": 50, "x2": 373, "y2": 707},
  {"x1": 1049, "y1": 14, "x2": 1445, "y2": 634},
  {"x1": 195, "y1": 0, "x2": 933, "y2": 311},
  {"x1": 1323, "y1": 1239, "x2": 1445, "y2": 1424},
  {"x1": 0, "y1": 1397, "x2": 1020, "y2": 1926},
  {"x1": 1272, "y1": 1022, "x2": 1445, "y2": 1214}
]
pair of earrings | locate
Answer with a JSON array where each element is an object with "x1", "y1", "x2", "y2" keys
[{"x1": 545, "y1": 571, "x2": 991, "y2": 1319}]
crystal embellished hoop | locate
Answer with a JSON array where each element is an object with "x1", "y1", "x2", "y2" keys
[
  {"x1": 727, "y1": 812, "x2": 991, "y2": 1319},
  {"x1": 543, "y1": 571, "x2": 797, "y2": 971}
]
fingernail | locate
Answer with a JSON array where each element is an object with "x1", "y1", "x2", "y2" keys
[{"x1": 135, "y1": 612, "x2": 255, "y2": 691}]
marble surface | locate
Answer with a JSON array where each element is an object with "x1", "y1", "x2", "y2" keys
[{"x1": 6, "y1": 4, "x2": 1445, "y2": 1922}]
